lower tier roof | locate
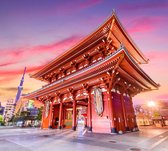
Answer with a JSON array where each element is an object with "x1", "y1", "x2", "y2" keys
[{"x1": 25, "y1": 47, "x2": 159, "y2": 99}]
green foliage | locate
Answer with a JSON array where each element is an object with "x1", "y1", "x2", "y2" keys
[
  {"x1": 0, "y1": 115, "x2": 4, "y2": 125},
  {"x1": 0, "y1": 115, "x2": 3, "y2": 122}
]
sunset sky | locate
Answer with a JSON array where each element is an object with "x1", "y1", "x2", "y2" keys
[{"x1": 0, "y1": 0, "x2": 168, "y2": 106}]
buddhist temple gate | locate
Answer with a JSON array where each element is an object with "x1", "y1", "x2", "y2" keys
[{"x1": 25, "y1": 12, "x2": 159, "y2": 134}]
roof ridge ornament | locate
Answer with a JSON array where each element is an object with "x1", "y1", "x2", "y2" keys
[{"x1": 112, "y1": 9, "x2": 116, "y2": 15}]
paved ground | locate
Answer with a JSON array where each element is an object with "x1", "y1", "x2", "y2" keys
[{"x1": 0, "y1": 126, "x2": 167, "y2": 151}]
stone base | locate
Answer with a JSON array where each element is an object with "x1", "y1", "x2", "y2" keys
[
  {"x1": 118, "y1": 130, "x2": 123, "y2": 134},
  {"x1": 48, "y1": 126, "x2": 52, "y2": 129},
  {"x1": 135, "y1": 127, "x2": 139, "y2": 131},
  {"x1": 125, "y1": 127, "x2": 130, "y2": 131},
  {"x1": 111, "y1": 127, "x2": 117, "y2": 133},
  {"x1": 59, "y1": 126, "x2": 62, "y2": 129},
  {"x1": 72, "y1": 126, "x2": 76, "y2": 131},
  {"x1": 87, "y1": 126, "x2": 92, "y2": 132}
]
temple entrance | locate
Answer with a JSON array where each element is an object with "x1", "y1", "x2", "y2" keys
[
  {"x1": 76, "y1": 99, "x2": 88, "y2": 131},
  {"x1": 64, "y1": 107, "x2": 73, "y2": 129},
  {"x1": 63, "y1": 106, "x2": 87, "y2": 131},
  {"x1": 52, "y1": 104, "x2": 60, "y2": 129},
  {"x1": 62, "y1": 98, "x2": 88, "y2": 131},
  {"x1": 76, "y1": 106, "x2": 87, "y2": 131},
  {"x1": 51, "y1": 98, "x2": 89, "y2": 132}
]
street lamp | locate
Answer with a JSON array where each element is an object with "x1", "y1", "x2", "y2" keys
[{"x1": 147, "y1": 101, "x2": 156, "y2": 125}]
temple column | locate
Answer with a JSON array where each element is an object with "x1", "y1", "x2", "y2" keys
[
  {"x1": 62, "y1": 107, "x2": 66, "y2": 128},
  {"x1": 58, "y1": 100, "x2": 63, "y2": 129},
  {"x1": 49, "y1": 99, "x2": 54, "y2": 128},
  {"x1": 107, "y1": 88, "x2": 117, "y2": 133},
  {"x1": 84, "y1": 117, "x2": 87, "y2": 128},
  {"x1": 87, "y1": 92, "x2": 92, "y2": 131},
  {"x1": 120, "y1": 93, "x2": 128, "y2": 131},
  {"x1": 72, "y1": 99, "x2": 77, "y2": 130},
  {"x1": 40, "y1": 100, "x2": 45, "y2": 129}
]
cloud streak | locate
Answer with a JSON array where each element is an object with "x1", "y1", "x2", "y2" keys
[
  {"x1": 156, "y1": 94, "x2": 168, "y2": 100},
  {"x1": 0, "y1": 61, "x2": 17, "y2": 67},
  {"x1": 0, "y1": 65, "x2": 44, "y2": 75},
  {"x1": 2, "y1": 0, "x2": 104, "y2": 18},
  {"x1": 120, "y1": 0, "x2": 168, "y2": 11},
  {"x1": 48, "y1": 0, "x2": 104, "y2": 16},
  {"x1": 0, "y1": 87, "x2": 31, "y2": 92},
  {"x1": 0, "y1": 35, "x2": 82, "y2": 69},
  {"x1": 126, "y1": 16, "x2": 167, "y2": 34},
  {"x1": 146, "y1": 50, "x2": 168, "y2": 61},
  {"x1": 0, "y1": 35, "x2": 82, "y2": 84}
]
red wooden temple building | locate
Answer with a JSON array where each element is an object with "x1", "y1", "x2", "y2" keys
[{"x1": 25, "y1": 13, "x2": 159, "y2": 134}]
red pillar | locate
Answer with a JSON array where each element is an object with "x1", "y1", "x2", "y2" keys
[
  {"x1": 84, "y1": 117, "x2": 87, "y2": 128},
  {"x1": 41, "y1": 108, "x2": 45, "y2": 129},
  {"x1": 87, "y1": 94, "x2": 92, "y2": 131},
  {"x1": 120, "y1": 94, "x2": 128, "y2": 131},
  {"x1": 107, "y1": 88, "x2": 117, "y2": 133},
  {"x1": 49, "y1": 100, "x2": 53, "y2": 128},
  {"x1": 72, "y1": 100, "x2": 77, "y2": 131},
  {"x1": 58, "y1": 101, "x2": 63, "y2": 129}
]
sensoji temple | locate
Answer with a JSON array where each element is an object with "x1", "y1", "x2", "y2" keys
[{"x1": 25, "y1": 12, "x2": 159, "y2": 134}]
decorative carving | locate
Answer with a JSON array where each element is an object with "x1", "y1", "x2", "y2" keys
[
  {"x1": 93, "y1": 88, "x2": 103, "y2": 116},
  {"x1": 82, "y1": 83, "x2": 89, "y2": 90},
  {"x1": 70, "y1": 61, "x2": 77, "y2": 72},
  {"x1": 68, "y1": 88, "x2": 74, "y2": 94},
  {"x1": 71, "y1": 60, "x2": 77, "y2": 66},
  {"x1": 63, "y1": 93, "x2": 73, "y2": 102},
  {"x1": 59, "y1": 67, "x2": 64, "y2": 72},
  {"x1": 83, "y1": 53, "x2": 90, "y2": 60},
  {"x1": 76, "y1": 89, "x2": 88, "y2": 100}
]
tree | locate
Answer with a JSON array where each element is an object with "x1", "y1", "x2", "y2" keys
[
  {"x1": 0, "y1": 115, "x2": 4, "y2": 126},
  {"x1": 0, "y1": 115, "x2": 3, "y2": 122}
]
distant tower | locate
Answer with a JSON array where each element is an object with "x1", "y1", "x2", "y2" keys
[{"x1": 15, "y1": 67, "x2": 26, "y2": 104}]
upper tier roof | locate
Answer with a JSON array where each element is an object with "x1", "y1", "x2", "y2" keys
[{"x1": 31, "y1": 12, "x2": 148, "y2": 79}]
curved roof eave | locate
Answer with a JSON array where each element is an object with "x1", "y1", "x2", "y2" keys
[
  {"x1": 26, "y1": 47, "x2": 158, "y2": 99},
  {"x1": 113, "y1": 13, "x2": 148, "y2": 64},
  {"x1": 31, "y1": 14, "x2": 114, "y2": 79},
  {"x1": 121, "y1": 47, "x2": 159, "y2": 89}
]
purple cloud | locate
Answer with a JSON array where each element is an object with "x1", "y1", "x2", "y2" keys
[{"x1": 0, "y1": 35, "x2": 82, "y2": 67}]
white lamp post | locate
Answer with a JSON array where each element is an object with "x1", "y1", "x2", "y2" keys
[{"x1": 147, "y1": 101, "x2": 156, "y2": 125}]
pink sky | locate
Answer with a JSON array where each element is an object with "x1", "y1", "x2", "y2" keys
[{"x1": 0, "y1": 0, "x2": 168, "y2": 106}]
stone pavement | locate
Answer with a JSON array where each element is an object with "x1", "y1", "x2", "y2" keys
[{"x1": 0, "y1": 126, "x2": 167, "y2": 151}]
